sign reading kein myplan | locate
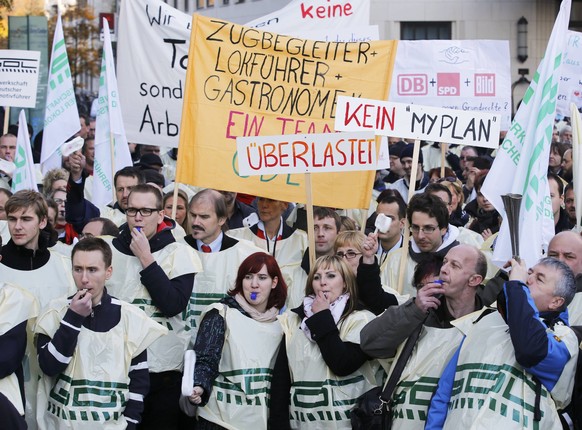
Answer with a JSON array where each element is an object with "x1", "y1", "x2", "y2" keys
[
  {"x1": 334, "y1": 96, "x2": 501, "y2": 149},
  {"x1": 237, "y1": 131, "x2": 377, "y2": 176}
]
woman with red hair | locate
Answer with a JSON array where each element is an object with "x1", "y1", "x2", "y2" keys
[{"x1": 186, "y1": 252, "x2": 287, "y2": 429}]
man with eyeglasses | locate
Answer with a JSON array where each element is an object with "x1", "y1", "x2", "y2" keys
[
  {"x1": 102, "y1": 184, "x2": 203, "y2": 429},
  {"x1": 381, "y1": 193, "x2": 459, "y2": 296}
]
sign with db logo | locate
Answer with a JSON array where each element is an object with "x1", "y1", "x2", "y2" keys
[
  {"x1": 437, "y1": 73, "x2": 460, "y2": 96},
  {"x1": 397, "y1": 74, "x2": 427, "y2": 95}
]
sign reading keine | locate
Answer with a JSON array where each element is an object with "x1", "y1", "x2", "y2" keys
[
  {"x1": 334, "y1": 96, "x2": 501, "y2": 149},
  {"x1": 389, "y1": 40, "x2": 511, "y2": 131},
  {"x1": 237, "y1": 131, "x2": 377, "y2": 176},
  {"x1": 0, "y1": 50, "x2": 40, "y2": 108}
]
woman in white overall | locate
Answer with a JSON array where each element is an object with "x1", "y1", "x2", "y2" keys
[
  {"x1": 269, "y1": 255, "x2": 379, "y2": 429},
  {"x1": 187, "y1": 252, "x2": 287, "y2": 430}
]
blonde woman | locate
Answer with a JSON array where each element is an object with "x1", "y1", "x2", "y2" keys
[{"x1": 269, "y1": 255, "x2": 379, "y2": 429}]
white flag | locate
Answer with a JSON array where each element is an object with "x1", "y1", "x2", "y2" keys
[
  {"x1": 93, "y1": 18, "x2": 133, "y2": 208},
  {"x1": 481, "y1": 0, "x2": 571, "y2": 268},
  {"x1": 12, "y1": 110, "x2": 38, "y2": 192},
  {"x1": 41, "y1": 12, "x2": 80, "y2": 174}
]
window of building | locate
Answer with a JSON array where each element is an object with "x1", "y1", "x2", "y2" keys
[{"x1": 400, "y1": 22, "x2": 452, "y2": 40}]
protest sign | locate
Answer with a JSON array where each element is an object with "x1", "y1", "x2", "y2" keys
[
  {"x1": 237, "y1": 131, "x2": 376, "y2": 175},
  {"x1": 245, "y1": 0, "x2": 373, "y2": 42},
  {"x1": 0, "y1": 50, "x2": 40, "y2": 108},
  {"x1": 176, "y1": 15, "x2": 397, "y2": 209},
  {"x1": 117, "y1": 0, "x2": 191, "y2": 148},
  {"x1": 556, "y1": 30, "x2": 582, "y2": 116},
  {"x1": 334, "y1": 96, "x2": 501, "y2": 148},
  {"x1": 389, "y1": 40, "x2": 511, "y2": 131},
  {"x1": 481, "y1": 0, "x2": 570, "y2": 268}
]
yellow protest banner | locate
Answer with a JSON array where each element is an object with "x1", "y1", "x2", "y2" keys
[{"x1": 177, "y1": 15, "x2": 397, "y2": 208}]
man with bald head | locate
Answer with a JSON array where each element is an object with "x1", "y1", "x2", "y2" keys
[
  {"x1": 361, "y1": 244, "x2": 487, "y2": 429},
  {"x1": 548, "y1": 230, "x2": 582, "y2": 324}
]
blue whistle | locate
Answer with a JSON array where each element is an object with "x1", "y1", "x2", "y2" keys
[{"x1": 250, "y1": 292, "x2": 258, "y2": 300}]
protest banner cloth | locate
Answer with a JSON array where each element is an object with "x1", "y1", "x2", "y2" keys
[
  {"x1": 481, "y1": 0, "x2": 571, "y2": 268},
  {"x1": 12, "y1": 109, "x2": 38, "y2": 192},
  {"x1": 334, "y1": 96, "x2": 501, "y2": 148},
  {"x1": 0, "y1": 50, "x2": 40, "y2": 109},
  {"x1": 40, "y1": 12, "x2": 80, "y2": 174},
  {"x1": 93, "y1": 18, "x2": 133, "y2": 208},
  {"x1": 176, "y1": 15, "x2": 397, "y2": 209},
  {"x1": 389, "y1": 40, "x2": 511, "y2": 131}
]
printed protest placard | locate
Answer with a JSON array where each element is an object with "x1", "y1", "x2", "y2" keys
[
  {"x1": 237, "y1": 131, "x2": 376, "y2": 175},
  {"x1": 176, "y1": 15, "x2": 397, "y2": 209},
  {"x1": 389, "y1": 40, "x2": 511, "y2": 131},
  {"x1": 334, "y1": 96, "x2": 501, "y2": 149},
  {"x1": 0, "y1": 50, "x2": 40, "y2": 108}
]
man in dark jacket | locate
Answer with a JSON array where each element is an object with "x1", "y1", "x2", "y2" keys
[{"x1": 102, "y1": 184, "x2": 202, "y2": 430}]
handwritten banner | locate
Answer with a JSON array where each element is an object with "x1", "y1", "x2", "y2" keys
[
  {"x1": 389, "y1": 40, "x2": 511, "y2": 131},
  {"x1": 557, "y1": 31, "x2": 582, "y2": 117},
  {"x1": 334, "y1": 96, "x2": 501, "y2": 149},
  {"x1": 245, "y1": 0, "x2": 372, "y2": 41},
  {"x1": 176, "y1": 15, "x2": 396, "y2": 209},
  {"x1": 0, "y1": 50, "x2": 40, "y2": 108},
  {"x1": 237, "y1": 131, "x2": 376, "y2": 175},
  {"x1": 117, "y1": 0, "x2": 192, "y2": 147}
]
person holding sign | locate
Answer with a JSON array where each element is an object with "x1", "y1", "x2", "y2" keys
[
  {"x1": 269, "y1": 255, "x2": 379, "y2": 429},
  {"x1": 228, "y1": 197, "x2": 308, "y2": 307},
  {"x1": 187, "y1": 252, "x2": 287, "y2": 429}
]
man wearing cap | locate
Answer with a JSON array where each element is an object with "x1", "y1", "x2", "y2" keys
[
  {"x1": 137, "y1": 153, "x2": 164, "y2": 174},
  {"x1": 386, "y1": 143, "x2": 429, "y2": 202},
  {"x1": 383, "y1": 140, "x2": 407, "y2": 184}
]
